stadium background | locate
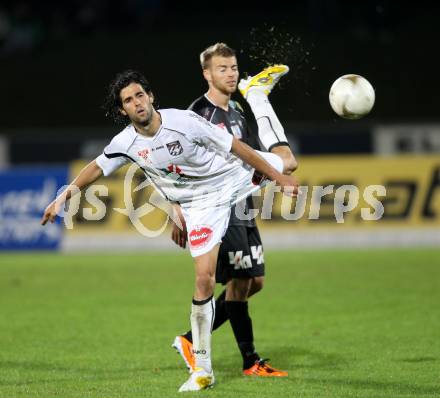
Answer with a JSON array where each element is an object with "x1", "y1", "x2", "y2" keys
[{"x1": 1, "y1": 0, "x2": 439, "y2": 250}]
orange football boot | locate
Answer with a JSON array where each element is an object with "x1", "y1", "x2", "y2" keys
[
  {"x1": 172, "y1": 335, "x2": 195, "y2": 372},
  {"x1": 243, "y1": 358, "x2": 288, "y2": 377}
]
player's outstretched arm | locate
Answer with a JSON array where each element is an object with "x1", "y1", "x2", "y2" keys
[
  {"x1": 41, "y1": 160, "x2": 103, "y2": 225},
  {"x1": 231, "y1": 137, "x2": 299, "y2": 197}
]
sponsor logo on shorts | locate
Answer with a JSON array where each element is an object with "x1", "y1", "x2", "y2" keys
[
  {"x1": 229, "y1": 250, "x2": 252, "y2": 270},
  {"x1": 251, "y1": 245, "x2": 264, "y2": 264},
  {"x1": 189, "y1": 225, "x2": 213, "y2": 248}
]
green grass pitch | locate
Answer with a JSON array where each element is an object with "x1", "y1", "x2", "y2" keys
[{"x1": 1, "y1": 249, "x2": 439, "y2": 397}]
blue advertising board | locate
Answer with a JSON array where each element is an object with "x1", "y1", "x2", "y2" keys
[{"x1": 0, "y1": 167, "x2": 68, "y2": 250}]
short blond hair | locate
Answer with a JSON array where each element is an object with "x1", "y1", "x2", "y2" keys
[{"x1": 200, "y1": 42, "x2": 236, "y2": 69}]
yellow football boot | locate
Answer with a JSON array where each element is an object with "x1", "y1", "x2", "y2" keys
[{"x1": 238, "y1": 64, "x2": 289, "y2": 98}]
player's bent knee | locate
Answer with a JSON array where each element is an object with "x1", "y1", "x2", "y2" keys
[
  {"x1": 251, "y1": 276, "x2": 264, "y2": 294},
  {"x1": 232, "y1": 286, "x2": 250, "y2": 301},
  {"x1": 227, "y1": 278, "x2": 251, "y2": 301},
  {"x1": 195, "y1": 273, "x2": 216, "y2": 297}
]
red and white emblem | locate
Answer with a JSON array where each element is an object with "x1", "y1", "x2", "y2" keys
[
  {"x1": 167, "y1": 164, "x2": 182, "y2": 174},
  {"x1": 138, "y1": 149, "x2": 149, "y2": 160},
  {"x1": 188, "y1": 225, "x2": 213, "y2": 248},
  {"x1": 216, "y1": 122, "x2": 226, "y2": 129}
]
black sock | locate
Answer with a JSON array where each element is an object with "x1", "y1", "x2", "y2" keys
[
  {"x1": 212, "y1": 290, "x2": 228, "y2": 331},
  {"x1": 183, "y1": 290, "x2": 228, "y2": 344},
  {"x1": 182, "y1": 330, "x2": 193, "y2": 343},
  {"x1": 225, "y1": 300, "x2": 260, "y2": 369}
]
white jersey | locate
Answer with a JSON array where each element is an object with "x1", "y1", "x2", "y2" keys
[{"x1": 95, "y1": 108, "x2": 253, "y2": 207}]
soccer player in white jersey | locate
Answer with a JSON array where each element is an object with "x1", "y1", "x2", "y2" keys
[{"x1": 41, "y1": 70, "x2": 298, "y2": 392}]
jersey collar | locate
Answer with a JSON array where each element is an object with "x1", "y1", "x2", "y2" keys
[{"x1": 204, "y1": 93, "x2": 230, "y2": 112}]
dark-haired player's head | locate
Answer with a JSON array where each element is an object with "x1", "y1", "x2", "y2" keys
[
  {"x1": 104, "y1": 70, "x2": 155, "y2": 126},
  {"x1": 200, "y1": 43, "x2": 238, "y2": 95}
]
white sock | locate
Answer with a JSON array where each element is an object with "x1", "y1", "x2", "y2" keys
[
  {"x1": 246, "y1": 90, "x2": 289, "y2": 151},
  {"x1": 191, "y1": 296, "x2": 215, "y2": 373}
]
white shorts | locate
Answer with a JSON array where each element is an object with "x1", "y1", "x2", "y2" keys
[
  {"x1": 181, "y1": 151, "x2": 283, "y2": 257},
  {"x1": 181, "y1": 204, "x2": 231, "y2": 257}
]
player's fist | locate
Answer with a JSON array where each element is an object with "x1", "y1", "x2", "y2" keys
[
  {"x1": 277, "y1": 174, "x2": 299, "y2": 197},
  {"x1": 41, "y1": 200, "x2": 61, "y2": 225}
]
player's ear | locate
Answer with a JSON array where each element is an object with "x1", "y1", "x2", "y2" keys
[
  {"x1": 148, "y1": 92, "x2": 154, "y2": 104},
  {"x1": 203, "y1": 68, "x2": 211, "y2": 82},
  {"x1": 119, "y1": 108, "x2": 127, "y2": 116}
]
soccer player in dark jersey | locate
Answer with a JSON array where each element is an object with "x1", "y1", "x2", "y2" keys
[{"x1": 171, "y1": 43, "x2": 298, "y2": 376}]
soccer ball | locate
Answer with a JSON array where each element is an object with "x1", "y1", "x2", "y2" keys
[{"x1": 329, "y1": 74, "x2": 375, "y2": 119}]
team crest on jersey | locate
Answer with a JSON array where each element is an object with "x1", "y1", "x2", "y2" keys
[
  {"x1": 188, "y1": 225, "x2": 213, "y2": 249},
  {"x1": 138, "y1": 149, "x2": 149, "y2": 160},
  {"x1": 216, "y1": 122, "x2": 226, "y2": 129},
  {"x1": 166, "y1": 140, "x2": 183, "y2": 156}
]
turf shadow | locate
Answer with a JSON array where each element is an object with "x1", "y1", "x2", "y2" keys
[
  {"x1": 399, "y1": 356, "x2": 437, "y2": 363},
  {"x1": 214, "y1": 345, "x2": 348, "y2": 378}
]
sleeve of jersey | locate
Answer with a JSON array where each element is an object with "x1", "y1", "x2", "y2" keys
[
  {"x1": 95, "y1": 139, "x2": 130, "y2": 176},
  {"x1": 188, "y1": 111, "x2": 233, "y2": 154}
]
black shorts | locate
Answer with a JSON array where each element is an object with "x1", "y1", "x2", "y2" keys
[{"x1": 216, "y1": 225, "x2": 265, "y2": 285}]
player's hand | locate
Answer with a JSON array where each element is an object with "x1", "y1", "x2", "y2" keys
[
  {"x1": 41, "y1": 200, "x2": 61, "y2": 225},
  {"x1": 170, "y1": 205, "x2": 187, "y2": 248},
  {"x1": 171, "y1": 221, "x2": 187, "y2": 249},
  {"x1": 277, "y1": 174, "x2": 299, "y2": 197}
]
